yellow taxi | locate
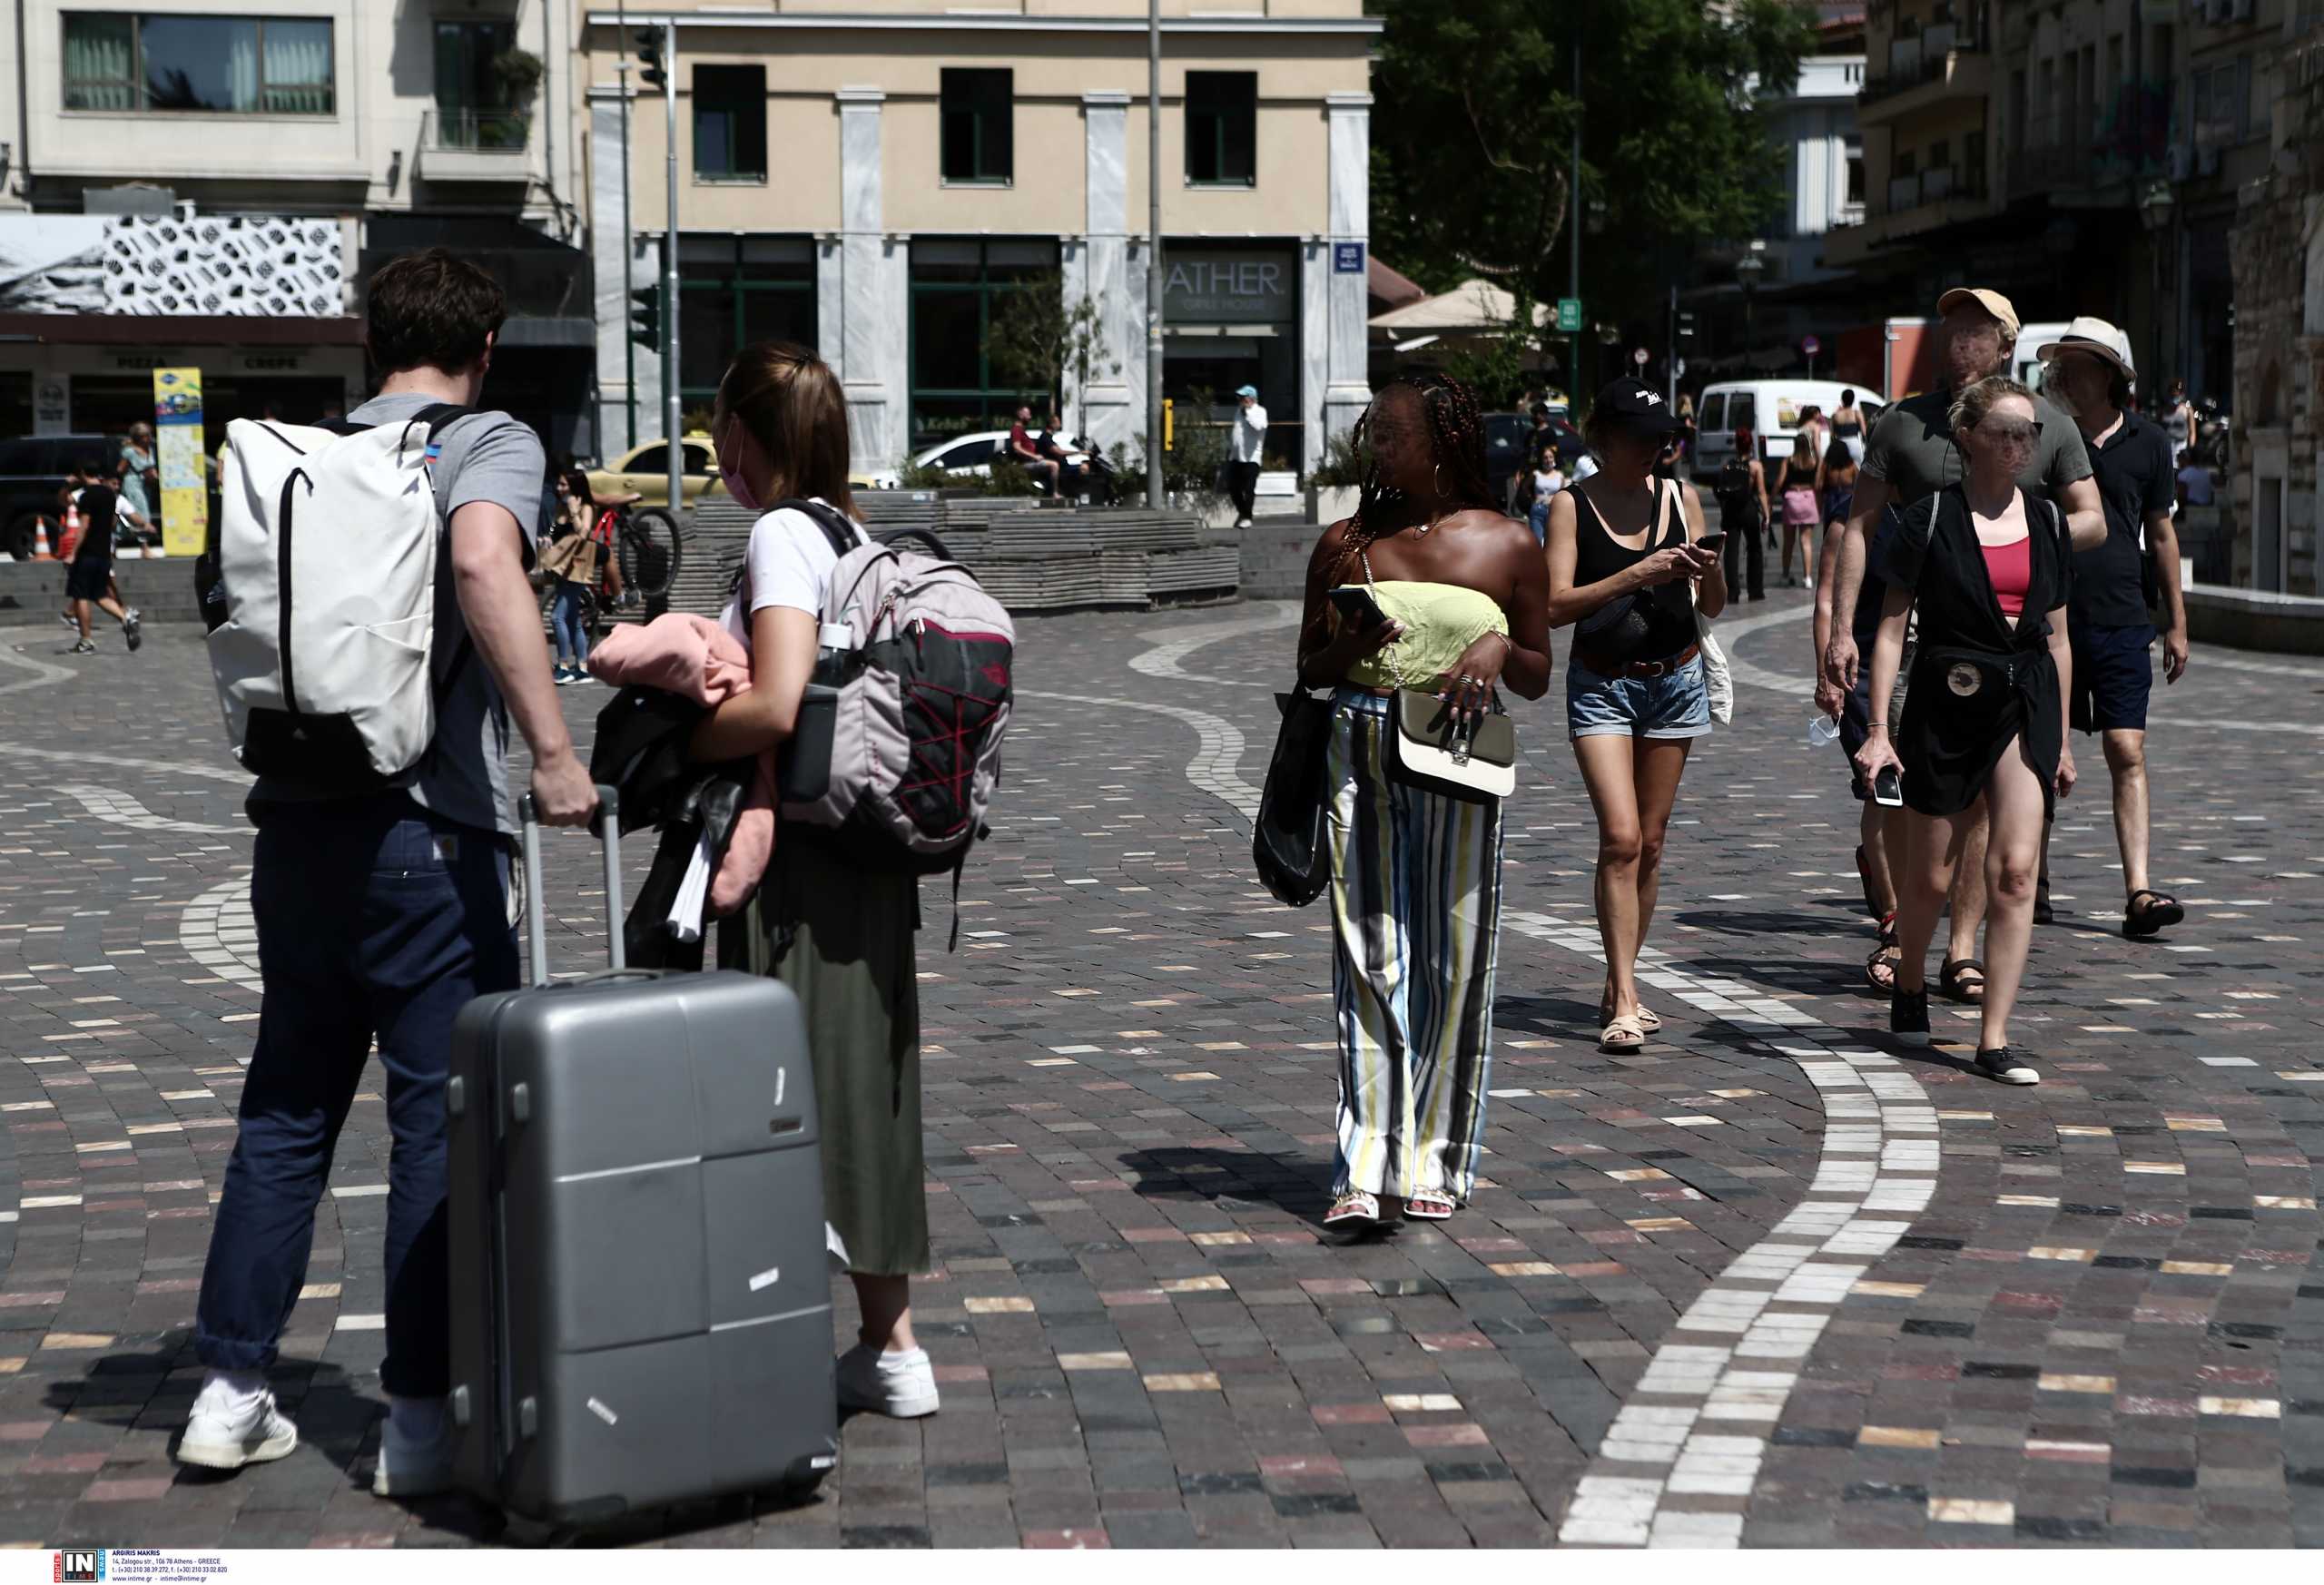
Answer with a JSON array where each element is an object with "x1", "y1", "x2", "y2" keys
[
  {"x1": 586, "y1": 432, "x2": 894, "y2": 507},
  {"x1": 586, "y1": 434, "x2": 724, "y2": 508}
]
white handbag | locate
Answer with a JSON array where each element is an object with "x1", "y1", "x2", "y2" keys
[
  {"x1": 1695, "y1": 606, "x2": 1734, "y2": 725},
  {"x1": 1363, "y1": 553, "x2": 1520, "y2": 802},
  {"x1": 1690, "y1": 494, "x2": 1734, "y2": 725}
]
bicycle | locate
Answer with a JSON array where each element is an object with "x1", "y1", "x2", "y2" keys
[{"x1": 606, "y1": 501, "x2": 682, "y2": 601}]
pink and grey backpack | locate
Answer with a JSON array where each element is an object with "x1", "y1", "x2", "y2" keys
[{"x1": 756, "y1": 499, "x2": 1013, "y2": 881}]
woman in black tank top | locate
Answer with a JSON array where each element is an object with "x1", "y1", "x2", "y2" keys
[
  {"x1": 1567, "y1": 478, "x2": 1699, "y2": 662},
  {"x1": 1542, "y1": 378, "x2": 1725, "y2": 1056}
]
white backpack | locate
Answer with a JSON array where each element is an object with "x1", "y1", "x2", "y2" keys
[{"x1": 202, "y1": 404, "x2": 471, "y2": 787}]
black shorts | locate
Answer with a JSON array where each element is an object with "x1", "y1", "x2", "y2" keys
[
  {"x1": 2071, "y1": 622, "x2": 2154, "y2": 733},
  {"x1": 64, "y1": 556, "x2": 112, "y2": 602}
]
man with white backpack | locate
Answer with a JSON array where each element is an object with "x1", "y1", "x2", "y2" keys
[{"x1": 181, "y1": 250, "x2": 595, "y2": 1493}]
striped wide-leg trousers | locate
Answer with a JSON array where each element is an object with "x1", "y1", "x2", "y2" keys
[{"x1": 1324, "y1": 691, "x2": 1504, "y2": 1203}]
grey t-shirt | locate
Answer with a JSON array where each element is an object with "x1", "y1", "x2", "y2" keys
[
  {"x1": 1860, "y1": 385, "x2": 2093, "y2": 507},
  {"x1": 248, "y1": 395, "x2": 547, "y2": 835}
]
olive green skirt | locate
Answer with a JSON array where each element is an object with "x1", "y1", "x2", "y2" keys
[{"x1": 717, "y1": 836, "x2": 927, "y2": 1278}]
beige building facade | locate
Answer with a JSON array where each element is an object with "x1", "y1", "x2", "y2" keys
[
  {"x1": 0, "y1": 1, "x2": 596, "y2": 454},
  {"x1": 580, "y1": 2, "x2": 1379, "y2": 473}
]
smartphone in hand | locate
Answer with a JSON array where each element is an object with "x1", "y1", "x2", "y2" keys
[
  {"x1": 1329, "y1": 586, "x2": 1391, "y2": 630},
  {"x1": 1872, "y1": 765, "x2": 1905, "y2": 808},
  {"x1": 1695, "y1": 532, "x2": 1728, "y2": 558}
]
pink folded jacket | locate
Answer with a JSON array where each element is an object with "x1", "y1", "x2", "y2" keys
[{"x1": 587, "y1": 613, "x2": 774, "y2": 915}]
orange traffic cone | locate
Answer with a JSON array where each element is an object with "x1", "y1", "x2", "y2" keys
[
  {"x1": 31, "y1": 517, "x2": 53, "y2": 560},
  {"x1": 55, "y1": 497, "x2": 82, "y2": 561}
]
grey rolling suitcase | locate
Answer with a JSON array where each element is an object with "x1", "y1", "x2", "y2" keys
[{"x1": 445, "y1": 787, "x2": 839, "y2": 1525}]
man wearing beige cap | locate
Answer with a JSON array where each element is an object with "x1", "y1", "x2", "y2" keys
[{"x1": 1817, "y1": 285, "x2": 2103, "y2": 1005}]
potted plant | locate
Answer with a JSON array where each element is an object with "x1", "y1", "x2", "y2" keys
[
  {"x1": 480, "y1": 47, "x2": 544, "y2": 150},
  {"x1": 1305, "y1": 428, "x2": 1364, "y2": 525}
]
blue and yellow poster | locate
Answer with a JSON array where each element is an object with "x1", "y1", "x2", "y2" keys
[{"x1": 153, "y1": 368, "x2": 206, "y2": 558}]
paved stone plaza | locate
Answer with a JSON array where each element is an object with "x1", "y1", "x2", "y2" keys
[{"x1": 1, "y1": 593, "x2": 2319, "y2": 1550}]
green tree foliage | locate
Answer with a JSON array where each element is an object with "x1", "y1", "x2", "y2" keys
[
  {"x1": 1369, "y1": 0, "x2": 1815, "y2": 324},
  {"x1": 982, "y1": 270, "x2": 1118, "y2": 436}
]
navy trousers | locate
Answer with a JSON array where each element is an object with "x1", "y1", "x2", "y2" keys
[{"x1": 194, "y1": 795, "x2": 517, "y2": 1397}]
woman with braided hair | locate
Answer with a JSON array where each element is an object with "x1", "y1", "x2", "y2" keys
[{"x1": 1295, "y1": 374, "x2": 1552, "y2": 1230}]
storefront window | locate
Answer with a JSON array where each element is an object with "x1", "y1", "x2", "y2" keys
[
  {"x1": 694, "y1": 65, "x2": 766, "y2": 182},
  {"x1": 676, "y1": 236, "x2": 818, "y2": 412},
  {"x1": 1186, "y1": 72, "x2": 1256, "y2": 187},
  {"x1": 64, "y1": 13, "x2": 335, "y2": 114},
  {"x1": 908, "y1": 239, "x2": 1058, "y2": 452},
  {"x1": 1160, "y1": 243, "x2": 1300, "y2": 468}
]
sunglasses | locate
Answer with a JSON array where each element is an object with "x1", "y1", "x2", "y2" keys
[{"x1": 1976, "y1": 418, "x2": 2043, "y2": 448}]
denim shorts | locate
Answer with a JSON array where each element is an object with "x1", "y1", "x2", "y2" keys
[{"x1": 1567, "y1": 653, "x2": 1713, "y2": 740}]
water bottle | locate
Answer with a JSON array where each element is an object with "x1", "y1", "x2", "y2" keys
[{"x1": 1806, "y1": 710, "x2": 1841, "y2": 748}]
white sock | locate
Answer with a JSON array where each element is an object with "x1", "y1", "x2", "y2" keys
[
  {"x1": 387, "y1": 1393, "x2": 448, "y2": 1440},
  {"x1": 197, "y1": 1367, "x2": 268, "y2": 1414}
]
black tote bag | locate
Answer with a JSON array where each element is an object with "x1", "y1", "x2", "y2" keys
[{"x1": 1252, "y1": 683, "x2": 1334, "y2": 907}]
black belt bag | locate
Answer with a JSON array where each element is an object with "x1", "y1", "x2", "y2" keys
[{"x1": 1916, "y1": 644, "x2": 2027, "y2": 704}]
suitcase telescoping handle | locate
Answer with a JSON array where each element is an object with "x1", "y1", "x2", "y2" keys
[{"x1": 515, "y1": 783, "x2": 625, "y2": 986}]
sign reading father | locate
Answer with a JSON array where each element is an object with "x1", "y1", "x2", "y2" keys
[{"x1": 1162, "y1": 249, "x2": 1295, "y2": 322}]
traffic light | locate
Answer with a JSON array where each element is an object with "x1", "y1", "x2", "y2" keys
[
  {"x1": 630, "y1": 284, "x2": 660, "y2": 349},
  {"x1": 1678, "y1": 310, "x2": 1697, "y2": 342},
  {"x1": 635, "y1": 29, "x2": 666, "y2": 92}
]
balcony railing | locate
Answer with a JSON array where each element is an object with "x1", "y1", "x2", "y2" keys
[
  {"x1": 2012, "y1": 86, "x2": 2177, "y2": 194},
  {"x1": 1859, "y1": 20, "x2": 1987, "y2": 104},
  {"x1": 1881, "y1": 165, "x2": 1986, "y2": 214},
  {"x1": 428, "y1": 106, "x2": 532, "y2": 154}
]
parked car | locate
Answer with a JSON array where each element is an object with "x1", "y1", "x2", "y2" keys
[
  {"x1": 0, "y1": 433, "x2": 141, "y2": 560},
  {"x1": 586, "y1": 434, "x2": 726, "y2": 509},
  {"x1": 908, "y1": 428, "x2": 1107, "y2": 497},
  {"x1": 1691, "y1": 380, "x2": 1886, "y2": 472}
]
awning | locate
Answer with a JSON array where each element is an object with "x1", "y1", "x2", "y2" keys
[{"x1": 1369, "y1": 277, "x2": 1551, "y2": 335}]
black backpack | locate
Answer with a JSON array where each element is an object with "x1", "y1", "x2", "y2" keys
[{"x1": 1713, "y1": 457, "x2": 1760, "y2": 524}]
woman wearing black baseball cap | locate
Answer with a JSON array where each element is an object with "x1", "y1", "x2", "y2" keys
[{"x1": 1542, "y1": 379, "x2": 1726, "y2": 1051}]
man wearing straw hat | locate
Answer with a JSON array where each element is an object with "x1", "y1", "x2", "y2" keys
[{"x1": 2033, "y1": 316, "x2": 2191, "y2": 941}]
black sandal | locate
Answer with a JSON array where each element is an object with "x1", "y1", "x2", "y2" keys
[
  {"x1": 1939, "y1": 957, "x2": 1986, "y2": 1004},
  {"x1": 1865, "y1": 912, "x2": 1901, "y2": 994},
  {"x1": 2123, "y1": 889, "x2": 2185, "y2": 940}
]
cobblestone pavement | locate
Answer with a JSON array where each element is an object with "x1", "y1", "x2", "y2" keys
[{"x1": 1, "y1": 592, "x2": 2319, "y2": 1550}]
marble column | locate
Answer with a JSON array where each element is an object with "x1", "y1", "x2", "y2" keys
[
  {"x1": 588, "y1": 89, "x2": 656, "y2": 457},
  {"x1": 1321, "y1": 92, "x2": 1375, "y2": 474},
  {"x1": 836, "y1": 88, "x2": 906, "y2": 473},
  {"x1": 1070, "y1": 91, "x2": 1136, "y2": 460}
]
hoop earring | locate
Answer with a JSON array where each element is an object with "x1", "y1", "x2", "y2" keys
[{"x1": 1433, "y1": 463, "x2": 1447, "y2": 497}]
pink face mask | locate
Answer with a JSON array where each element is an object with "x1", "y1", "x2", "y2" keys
[{"x1": 717, "y1": 426, "x2": 762, "y2": 512}]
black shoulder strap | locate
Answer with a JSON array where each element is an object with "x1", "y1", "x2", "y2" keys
[
  {"x1": 766, "y1": 497, "x2": 863, "y2": 559},
  {"x1": 876, "y1": 525, "x2": 955, "y2": 561},
  {"x1": 730, "y1": 497, "x2": 868, "y2": 604}
]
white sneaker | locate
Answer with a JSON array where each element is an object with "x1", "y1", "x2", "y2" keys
[
  {"x1": 836, "y1": 1344, "x2": 939, "y2": 1419},
  {"x1": 177, "y1": 1372, "x2": 298, "y2": 1472},
  {"x1": 372, "y1": 1394, "x2": 457, "y2": 1498}
]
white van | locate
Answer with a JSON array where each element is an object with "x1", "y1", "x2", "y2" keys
[{"x1": 1692, "y1": 380, "x2": 1886, "y2": 471}]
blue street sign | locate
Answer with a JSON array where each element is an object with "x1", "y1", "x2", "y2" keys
[{"x1": 1333, "y1": 241, "x2": 1365, "y2": 274}]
